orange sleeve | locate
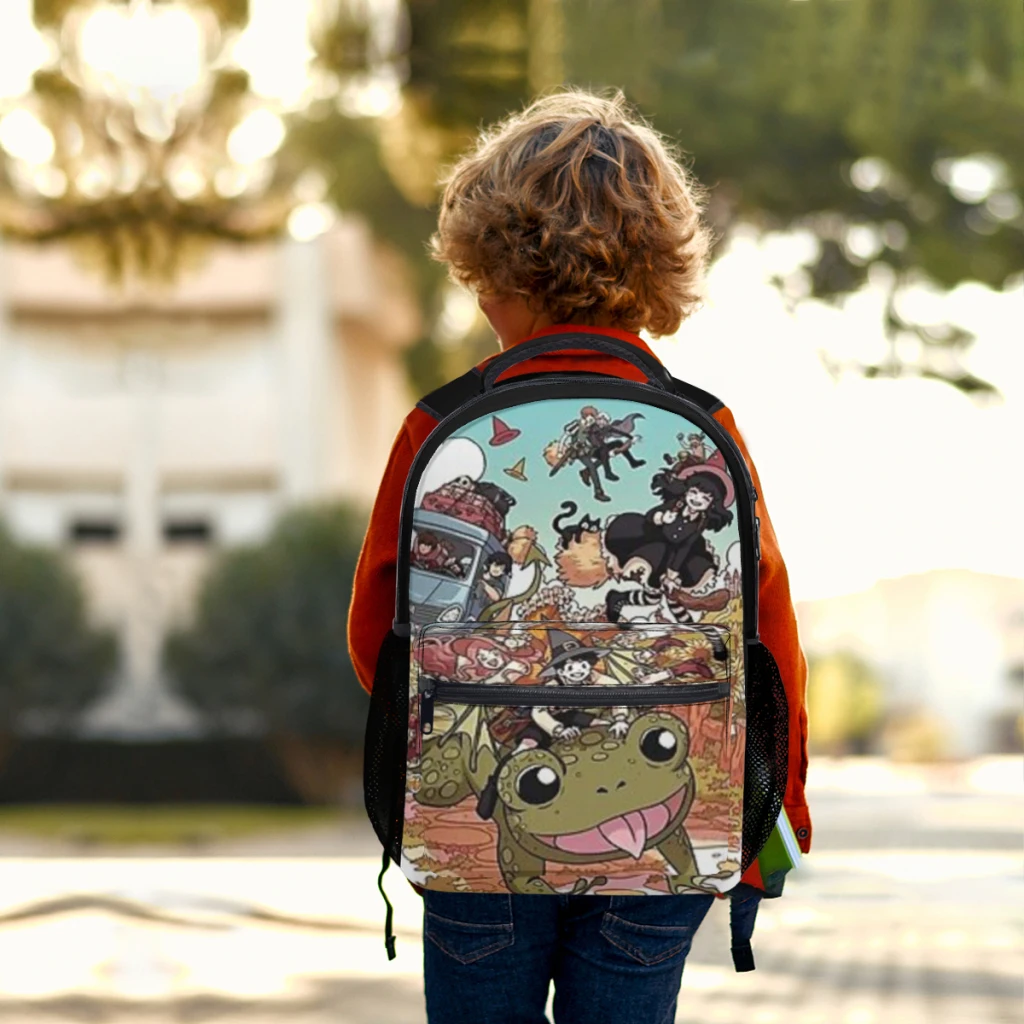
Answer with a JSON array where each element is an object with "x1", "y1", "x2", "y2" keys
[
  {"x1": 347, "y1": 423, "x2": 416, "y2": 694},
  {"x1": 715, "y1": 406, "x2": 812, "y2": 854}
]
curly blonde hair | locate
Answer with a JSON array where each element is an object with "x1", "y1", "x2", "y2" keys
[{"x1": 431, "y1": 89, "x2": 711, "y2": 337}]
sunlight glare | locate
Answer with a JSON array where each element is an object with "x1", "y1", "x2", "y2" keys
[
  {"x1": 232, "y1": 0, "x2": 316, "y2": 109},
  {"x1": 227, "y1": 109, "x2": 286, "y2": 165},
  {"x1": 933, "y1": 154, "x2": 1007, "y2": 204},
  {"x1": 78, "y1": 3, "x2": 205, "y2": 103},
  {"x1": 0, "y1": 0, "x2": 52, "y2": 100},
  {"x1": 287, "y1": 202, "x2": 335, "y2": 242},
  {"x1": 0, "y1": 108, "x2": 55, "y2": 164}
]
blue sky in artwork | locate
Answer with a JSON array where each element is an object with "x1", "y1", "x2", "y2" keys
[{"x1": 443, "y1": 397, "x2": 741, "y2": 569}]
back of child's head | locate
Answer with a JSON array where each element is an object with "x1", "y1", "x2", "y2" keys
[{"x1": 432, "y1": 89, "x2": 711, "y2": 337}]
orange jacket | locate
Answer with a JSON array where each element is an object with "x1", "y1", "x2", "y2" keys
[{"x1": 347, "y1": 324, "x2": 812, "y2": 868}]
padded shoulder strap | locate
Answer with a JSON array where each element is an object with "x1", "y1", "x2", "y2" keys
[
  {"x1": 670, "y1": 374, "x2": 724, "y2": 415},
  {"x1": 415, "y1": 366, "x2": 483, "y2": 421},
  {"x1": 415, "y1": 365, "x2": 724, "y2": 421}
]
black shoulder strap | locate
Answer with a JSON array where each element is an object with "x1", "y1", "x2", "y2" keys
[
  {"x1": 415, "y1": 365, "x2": 724, "y2": 422},
  {"x1": 415, "y1": 366, "x2": 483, "y2": 420},
  {"x1": 670, "y1": 375, "x2": 725, "y2": 416}
]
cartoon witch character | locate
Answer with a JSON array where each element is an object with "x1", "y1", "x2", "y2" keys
[
  {"x1": 487, "y1": 630, "x2": 629, "y2": 750},
  {"x1": 604, "y1": 450, "x2": 734, "y2": 623}
]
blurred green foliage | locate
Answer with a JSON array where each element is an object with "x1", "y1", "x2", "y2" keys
[
  {"x1": 807, "y1": 650, "x2": 885, "y2": 755},
  {"x1": 0, "y1": 803, "x2": 337, "y2": 846},
  {"x1": 164, "y1": 504, "x2": 369, "y2": 744},
  {"x1": 300, "y1": 0, "x2": 1022, "y2": 397},
  {"x1": 0, "y1": 524, "x2": 116, "y2": 734}
]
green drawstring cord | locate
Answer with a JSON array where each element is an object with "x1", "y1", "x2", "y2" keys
[{"x1": 378, "y1": 848, "x2": 396, "y2": 960}]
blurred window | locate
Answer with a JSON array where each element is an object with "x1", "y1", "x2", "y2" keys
[
  {"x1": 163, "y1": 518, "x2": 213, "y2": 544},
  {"x1": 69, "y1": 518, "x2": 122, "y2": 544}
]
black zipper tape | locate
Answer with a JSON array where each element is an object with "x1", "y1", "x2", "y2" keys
[
  {"x1": 394, "y1": 376, "x2": 760, "y2": 640},
  {"x1": 418, "y1": 678, "x2": 730, "y2": 734}
]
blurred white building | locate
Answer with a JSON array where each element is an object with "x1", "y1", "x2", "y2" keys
[{"x1": 0, "y1": 222, "x2": 419, "y2": 738}]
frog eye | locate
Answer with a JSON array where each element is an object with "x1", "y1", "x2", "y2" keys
[
  {"x1": 516, "y1": 765, "x2": 561, "y2": 805},
  {"x1": 640, "y1": 727, "x2": 678, "y2": 763}
]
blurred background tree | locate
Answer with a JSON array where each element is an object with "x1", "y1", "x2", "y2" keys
[
  {"x1": 164, "y1": 504, "x2": 369, "y2": 803},
  {"x1": 0, "y1": 524, "x2": 117, "y2": 756},
  {"x1": 298, "y1": 0, "x2": 1023, "y2": 397},
  {"x1": 806, "y1": 650, "x2": 885, "y2": 756}
]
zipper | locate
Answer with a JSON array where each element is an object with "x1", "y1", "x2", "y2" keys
[
  {"x1": 395, "y1": 376, "x2": 760, "y2": 640},
  {"x1": 417, "y1": 619, "x2": 729, "y2": 637},
  {"x1": 418, "y1": 677, "x2": 730, "y2": 734}
]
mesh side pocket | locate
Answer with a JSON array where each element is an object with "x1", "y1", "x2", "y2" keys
[
  {"x1": 363, "y1": 628, "x2": 410, "y2": 863},
  {"x1": 740, "y1": 640, "x2": 789, "y2": 872}
]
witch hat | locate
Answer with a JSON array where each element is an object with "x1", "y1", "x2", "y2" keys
[
  {"x1": 503, "y1": 457, "x2": 527, "y2": 481},
  {"x1": 539, "y1": 629, "x2": 610, "y2": 678},
  {"x1": 488, "y1": 416, "x2": 521, "y2": 446},
  {"x1": 675, "y1": 449, "x2": 735, "y2": 507}
]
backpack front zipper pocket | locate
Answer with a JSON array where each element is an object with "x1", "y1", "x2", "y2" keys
[
  {"x1": 419, "y1": 678, "x2": 730, "y2": 734},
  {"x1": 414, "y1": 619, "x2": 736, "y2": 735}
]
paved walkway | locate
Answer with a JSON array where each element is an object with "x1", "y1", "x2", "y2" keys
[{"x1": 0, "y1": 757, "x2": 1020, "y2": 1023}]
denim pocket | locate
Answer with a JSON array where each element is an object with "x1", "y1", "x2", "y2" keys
[
  {"x1": 600, "y1": 895, "x2": 711, "y2": 966},
  {"x1": 424, "y1": 892, "x2": 514, "y2": 965}
]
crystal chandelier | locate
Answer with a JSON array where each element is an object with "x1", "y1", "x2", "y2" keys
[{"x1": 0, "y1": 0, "x2": 337, "y2": 280}]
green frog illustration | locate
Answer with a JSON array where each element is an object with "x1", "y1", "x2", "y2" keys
[{"x1": 414, "y1": 711, "x2": 720, "y2": 895}]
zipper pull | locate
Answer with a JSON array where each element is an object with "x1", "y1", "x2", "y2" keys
[{"x1": 419, "y1": 677, "x2": 436, "y2": 735}]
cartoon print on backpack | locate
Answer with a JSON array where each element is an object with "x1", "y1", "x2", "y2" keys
[
  {"x1": 413, "y1": 709, "x2": 721, "y2": 896},
  {"x1": 543, "y1": 405, "x2": 645, "y2": 502},
  {"x1": 603, "y1": 450, "x2": 735, "y2": 624},
  {"x1": 409, "y1": 433, "x2": 553, "y2": 625},
  {"x1": 405, "y1": 622, "x2": 742, "y2": 895},
  {"x1": 407, "y1": 400, "x2": 741, "y2": 630},
  {"x1": 484, "y1": 630, "x2": 630, "y2": 754}
]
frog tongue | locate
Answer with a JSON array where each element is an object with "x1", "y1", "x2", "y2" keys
[{"x1": 597, "y1": 811, "x2": 648, "y2": 860}]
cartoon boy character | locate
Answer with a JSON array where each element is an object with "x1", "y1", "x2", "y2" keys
[
  {"x1": 474, "y1": 551, "x2": 513, "y2": 608},
  {"x1": 412, "y1": 531, "x2": 462, "y2": 576},
  {"x1": 486, "y1": 631, "x2": 631, "y2": 751},
  {"x1": 537, "y1": 631, "x2": 631, "y2": 740},
  {"x1": 666, "y1": 432, "x2": 709, "y2": 471}
]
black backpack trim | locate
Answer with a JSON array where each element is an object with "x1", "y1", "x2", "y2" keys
[
  {"x1": 669, "y1": 375, "x2": 724, "y2": 416},
  {"x1": 417, "y1": 364, "x2": 724, "y2": 422},
  {"x1": 415, "y1": 366, "x2": 483, "y2": 419}
]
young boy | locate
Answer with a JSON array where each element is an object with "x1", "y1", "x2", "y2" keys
[{"x1": 348, "y1": 89, "x2": 810, "y2": 1024}]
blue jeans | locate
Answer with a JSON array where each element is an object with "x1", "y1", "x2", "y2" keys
[{"x1": 422, "y1": 890, "x2": 716, "y2": 1024}]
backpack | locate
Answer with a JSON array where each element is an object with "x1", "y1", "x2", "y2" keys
[{"x1": 363, "y1": 333, "x2": 789, "y2": 969}]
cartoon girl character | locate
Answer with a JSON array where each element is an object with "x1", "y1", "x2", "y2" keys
[
  {"x1": 418, "y1": 633, "x2": 461, "y2": 679},
  {"x1": 493, "y1": 629, "x2": 548, "y2": 671},
  {"x1": 604, "y1": 450, "x2": 734, "y2": 623},
  {"x1": 450, "y1": 635, "x2": 530, "y2": 685}
]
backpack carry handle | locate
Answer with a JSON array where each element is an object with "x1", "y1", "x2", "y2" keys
[{"x1": 481, "y1": 332, "x2": 673, "y2": 392}]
